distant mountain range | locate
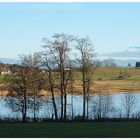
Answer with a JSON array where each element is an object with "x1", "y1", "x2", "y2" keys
[
  {"x1": 0, "y1": 58, "x2": 19, "y2": 64},
  {"x1": 115, "y1": 59, "x2": 136, "y2": 67},
  {"x1": 97, "y1": 56, "x2": 139, "y2": 67},
  {"x1": 0, "y1": 57, "x2": 138, "y2": 67}
]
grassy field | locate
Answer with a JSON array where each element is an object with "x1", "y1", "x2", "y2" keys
[
  {"x1": 0, "y1": 122, "x2": 140, "y2": 138},
  {"x1": 90, "y1": 67, "x2": 140, "y2": 81},
  {"x1": 1, "y1": 67, "x2": 140, "y2": 94},
  {"x1": 72, "y1": 67, "x2": 140, "y2": 93},
  {"x1": 73, "y1": 67, "x2": 140, "y2": 80}
]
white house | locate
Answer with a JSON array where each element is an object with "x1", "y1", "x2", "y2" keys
[{"x1": 1, "y1": 70, "x2": 11, "y2": 75}]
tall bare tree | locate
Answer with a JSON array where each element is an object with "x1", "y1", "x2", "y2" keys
[
  {"x1": 6, "y1": 59, "x2": 29, "y2": 122},
  {"x1": 24, "y1": 53, "x2": 44, "y2": 121},
  {"x1": 41, "y1": 53, "x2": 59, "y2": 120},
  {"x1": 75, "y1": 36, "x2": 95, "y2": 120},
  {"x1": 42, "y1": 33, "x2": 73, "y2": 120},
  {"x1": 70, "y1": 65, "x2": 74, "y2": 120},
  {"x1": 5, "y1": 53, "x2": 44, "y2": 122}
]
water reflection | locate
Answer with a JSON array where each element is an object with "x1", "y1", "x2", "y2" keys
[{"x1": 0, "y1": 93, "x2": 140, "y2": 119}]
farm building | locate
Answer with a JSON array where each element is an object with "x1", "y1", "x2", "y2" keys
[{"x1": 135, "y1": 62, "x2": 140, "y2": 67}]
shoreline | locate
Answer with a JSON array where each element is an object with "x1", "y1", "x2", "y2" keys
[
  {"x1": 1, "y1": 80, "x2": 140, "y2": 96},
  {"x1": 1, "y1": 89, "x2": 140, "y2": 97}
]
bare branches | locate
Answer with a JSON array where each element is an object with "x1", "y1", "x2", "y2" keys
[
  {"x1": 74, "y1": 36, "x2": 95, "y2": 119},
  {"x1": 121, "y1": 92, "x2": 136, "y2": 118},
  {"x1": 41, "y1": 33, "x2": 74, "y2": 120},
  {"x1": 5, "y1": 53, "x2": 44, "y2": 122}
]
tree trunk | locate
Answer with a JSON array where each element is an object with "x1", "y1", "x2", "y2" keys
[
  {"x1": 64, "y1": 71, "x2": 67, "y2": 120},
  {"x1": 64, "y1": 90, "x2": 67, "y2": 120},
  {"x1": 51, "y1": 85, "x2": 58, "y2": 120},
  {"x1": 48, "y1": 73, "x2": 58, "y2": 120},
  {"x1": 82, "y1": 66, "x2": 86, "y2": 120},
  {"x1": 86, "y1": 92, "x2": 89, "y2": 119},
  {"x1": 71, "y1": 92, "x2": 74, "y2": 120},
  {"x1": 33, "y1": 92, "x2": 36, "y2": 122},
  {"x1": 23, "y1": 92, "x2": 27, "y2": 122}
]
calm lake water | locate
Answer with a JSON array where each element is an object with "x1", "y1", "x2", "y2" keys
[{"x1": 0, "y1": 93, "x2": 140, "y2": 119}]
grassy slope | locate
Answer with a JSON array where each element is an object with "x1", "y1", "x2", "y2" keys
[
  {"x1": 0, "y1": 122, "x2": 140, "y2": 138},
  {"x1": 73, "y1": 67, "x2": 140, "y2": 80},
  {"x1": 92, "y1": 67, "x2": 140, "y2": 80},
  {"x1": 73, "y1": 67, "x2": 140, "y2": 93},
  {"x1": 1, "y1": 67, "x2": 140, "y2": 81}
]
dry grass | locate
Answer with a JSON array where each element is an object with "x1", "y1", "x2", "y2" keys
[
  {"x1": 1, "y1": 67, "x2": 140, "y2": 96},
  {"x1": 1, "y1": 79, "x2": 140, "y2": 96}
]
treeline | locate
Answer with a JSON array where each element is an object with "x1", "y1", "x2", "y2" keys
[{"x1": 94, "y1": 58, "x2": 116, "y2": 67}]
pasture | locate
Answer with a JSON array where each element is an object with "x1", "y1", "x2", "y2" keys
[{"x1": 0, "y1": 122, "x2": 140, "y2": 138}]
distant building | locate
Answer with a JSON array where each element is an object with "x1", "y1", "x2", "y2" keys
[
  {"x1": 1, "y1": 70, "x2": 11, "y2": 75},
  {"x1": 135, "y1": 62, "x2": 140, "y2": 67},
  {"x1": 64, "y1": 67, "x2": 70, "y2": 71}
]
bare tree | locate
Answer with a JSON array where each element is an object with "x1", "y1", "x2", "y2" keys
[
  {"x1": 41, "y1": 53, "x2": 59, "y2": 120},
  {"x1": 6, "y1": 61, "x2": 29, "y2": 122},
  {"x1": 128, "y1": 62, "x2": 131, "y2": 67},
  {"x1": 93, "y1": 59, "x2": 102, "y2": 67},
  {"x1": 74, "y1": 36, "x2": 95, "y2": 120},
  {"x1": 102, "y1": 58, "x2": 116, "y2": 67},
  {"x1": 121, "y1": 92, "x2": 136, "y2": 118},
  {"x1": 42, "y1": 33, "x2": 73, "y2": 120},
  {"x1": 65, "y1": 62, "x2": 75, "y2": 120},
  {"x1": 24, "y1": 53, "x2": 44, "y2": 121},
  {"x1": 5, "y1": 53, "x2": 44, "y2": 122},
  {"x1": 70, "y1": 65, "x2": 74, "y2": 120},
  {"x1": 92, "y1": 84, "x2": 112, "y2": 119}
]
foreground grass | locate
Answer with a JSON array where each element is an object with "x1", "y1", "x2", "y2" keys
[{"x1": 0, "y1": 122, "x2": 140, "y2": 138}]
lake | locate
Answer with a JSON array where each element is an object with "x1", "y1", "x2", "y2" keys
[{"x1": 0, "y1": 93, "x2": 140, "y2": 119}]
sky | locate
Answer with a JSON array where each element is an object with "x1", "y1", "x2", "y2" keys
[{"x1": 1, "y1": 2, "x2": 140, "y2": 60}]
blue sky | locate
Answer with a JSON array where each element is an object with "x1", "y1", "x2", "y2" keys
[{"x1": 1, "y1": 2, "x2": 140, "y2": 59}]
